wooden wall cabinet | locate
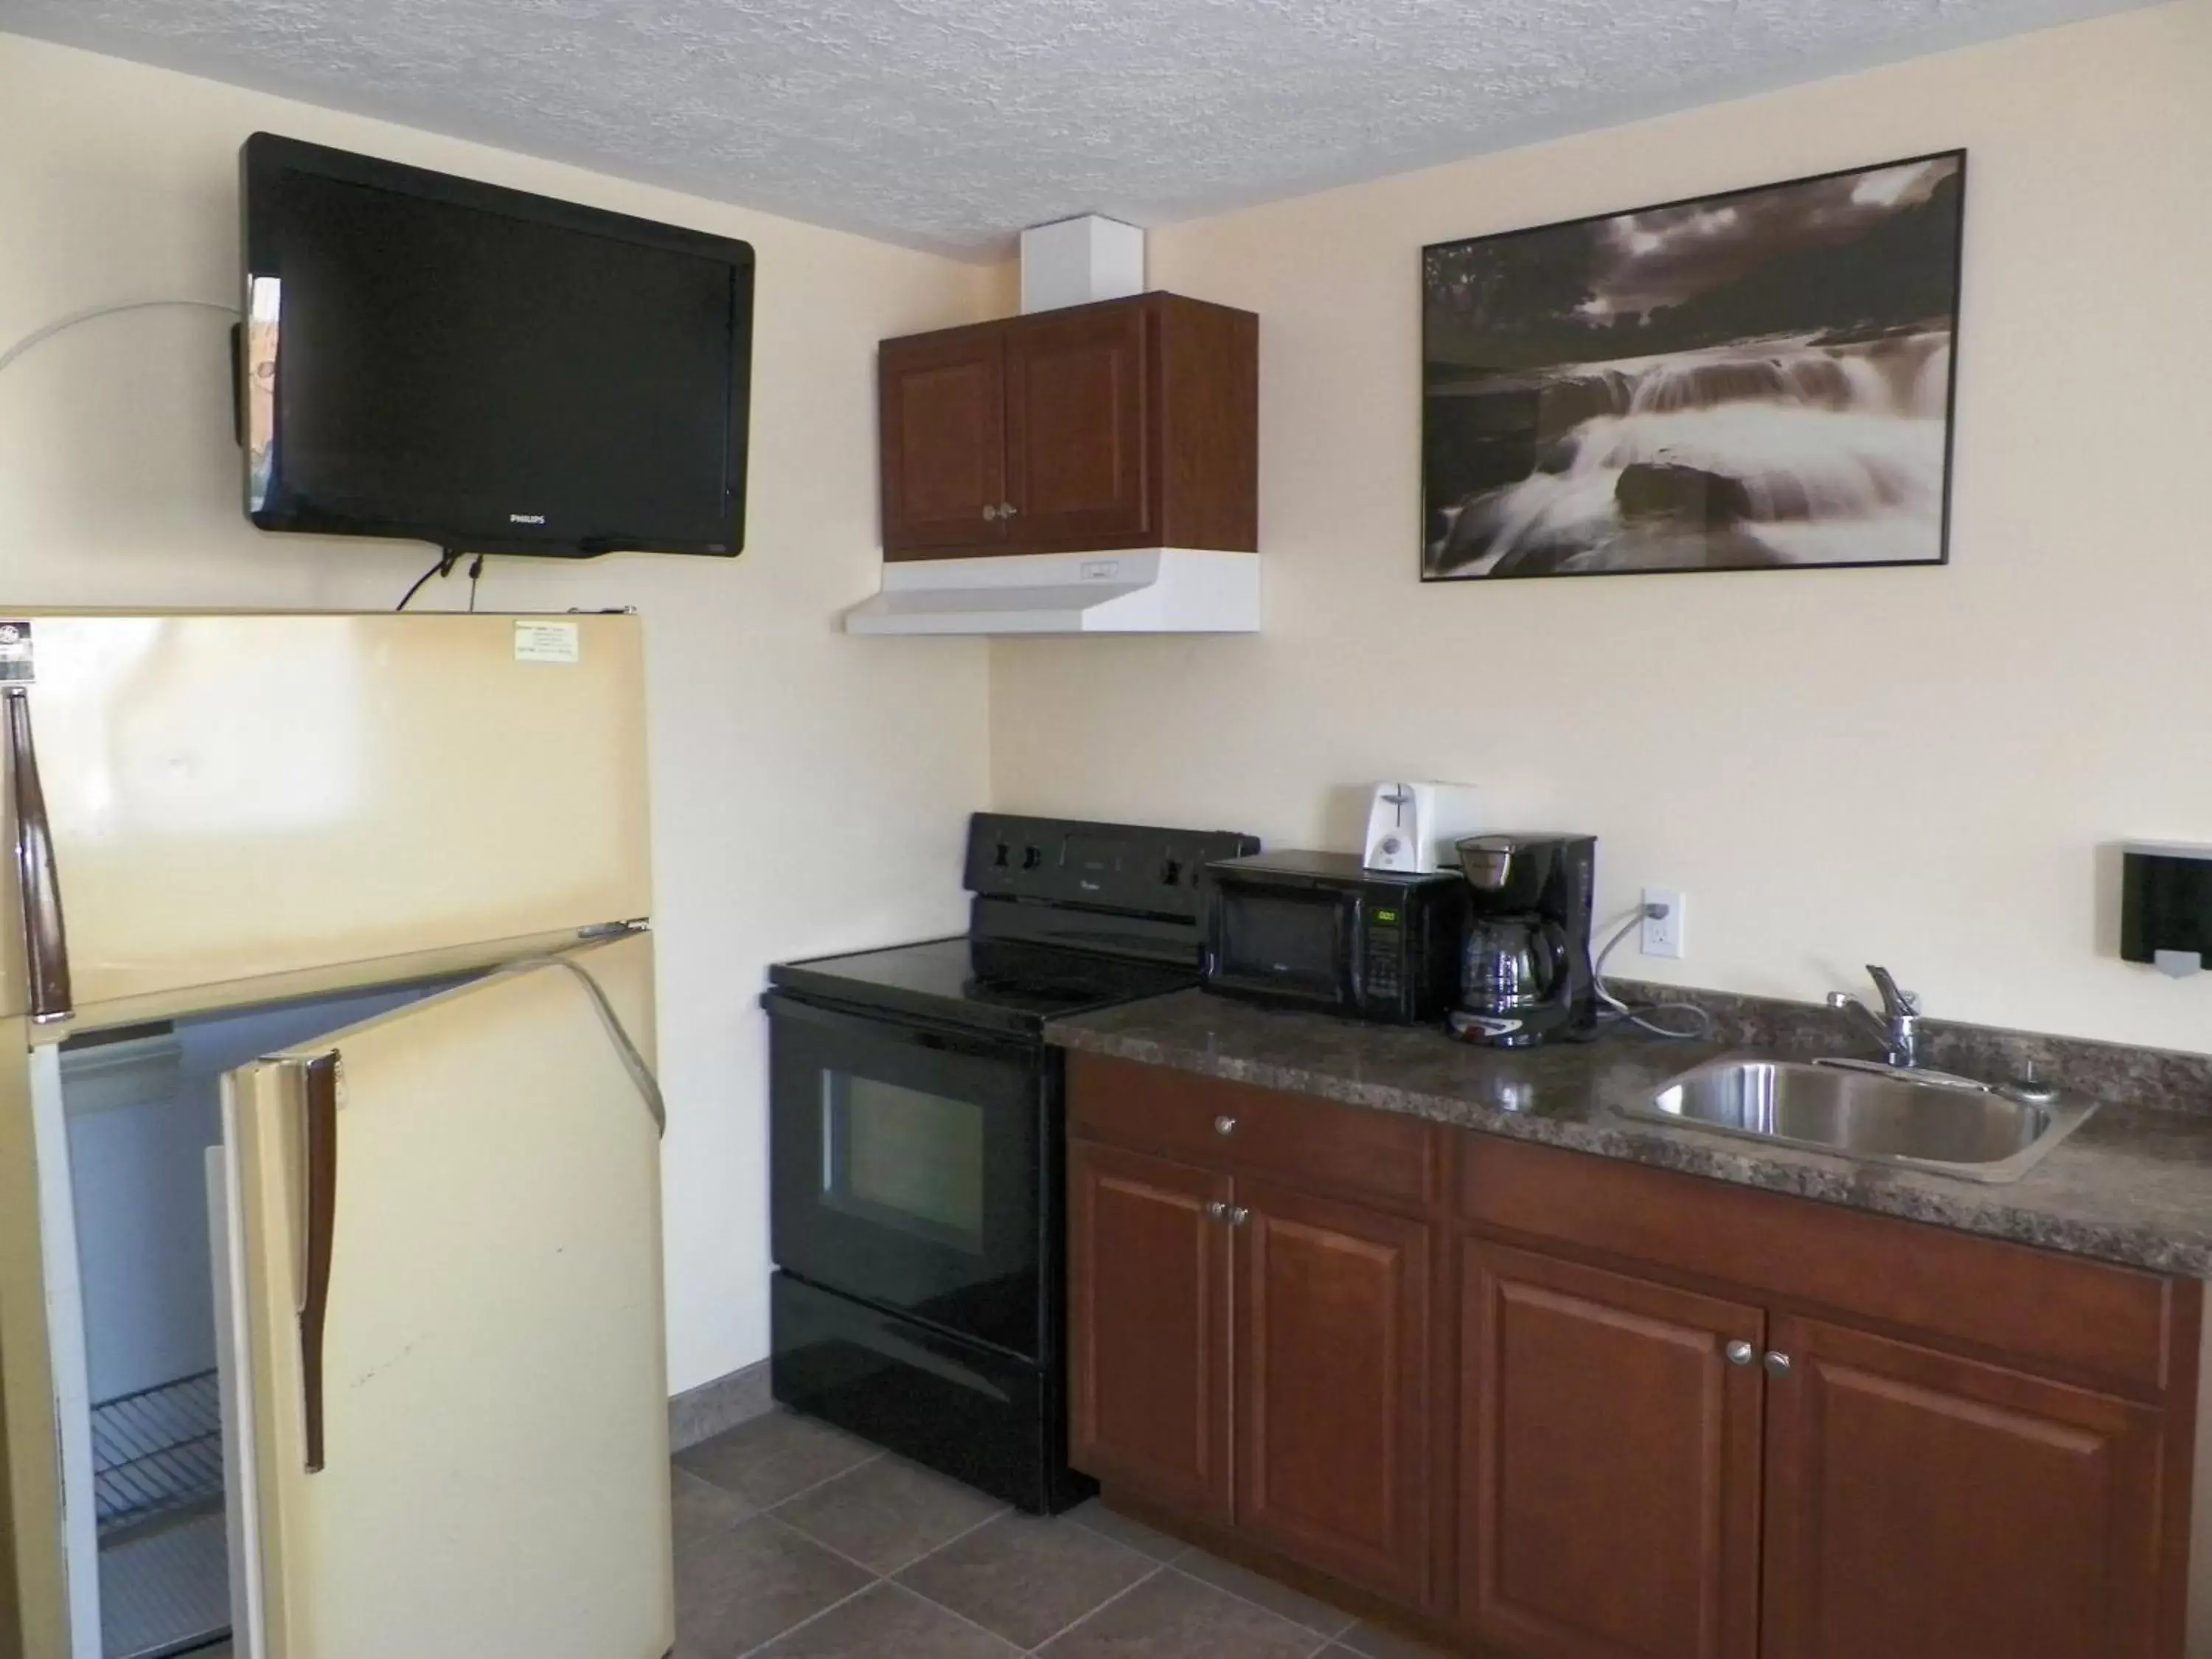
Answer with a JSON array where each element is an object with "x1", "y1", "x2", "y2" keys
[
  {"x1": 1065, "y1": 1052, "x2": 2204, "y2": 1659},
  {"x1": 879, "y1": 293, "x2": 1256, "y2": 560}
]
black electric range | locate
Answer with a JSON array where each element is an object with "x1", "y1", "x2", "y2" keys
[{"x1": 764, "y1": 813, "x2": 1257, "y2": 1513}]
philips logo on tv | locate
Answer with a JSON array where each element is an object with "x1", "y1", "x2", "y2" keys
[{"x1": 508, "y1": 512, "x2": 548, "y2": 525}]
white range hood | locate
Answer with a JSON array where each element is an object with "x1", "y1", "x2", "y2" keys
[{"x1": 843, "y1": 548, "x2": 1261, "y2": 636}]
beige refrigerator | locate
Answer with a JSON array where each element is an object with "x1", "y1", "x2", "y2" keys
[{"x1": 0, "y1": 612, "x2": 672, "y2": 1659}]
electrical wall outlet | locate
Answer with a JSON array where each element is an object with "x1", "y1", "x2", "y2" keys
[{"x1": 1641, "y1": 888, "x2": 1685, "y2": 959}]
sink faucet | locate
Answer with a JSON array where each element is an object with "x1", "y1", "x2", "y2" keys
[{"x1": 1826, "y1": 965, "x2": 1922, "y2": 1068}]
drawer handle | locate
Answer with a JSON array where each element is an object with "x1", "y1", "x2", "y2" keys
[
  {"x1": 1764, "y1": 1350, "x2": 1793, "y2": 1378},
  {"x1": 1213, "y1": 1115, "x2": 1238, "y2": 1137},
  {"x1": 1725, "y1": 1340, "x2": 1755, "y2": 1367}
]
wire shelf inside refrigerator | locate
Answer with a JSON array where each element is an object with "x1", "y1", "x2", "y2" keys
[{"x1": 91, "y1": 1370, "x2": 223, "y2": 1537}]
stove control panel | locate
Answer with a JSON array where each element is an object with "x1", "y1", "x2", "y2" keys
[{"x1": 966, "y1": 813, "x2": 1259, "y2": 921}]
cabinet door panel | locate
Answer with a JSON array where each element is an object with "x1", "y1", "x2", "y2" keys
[
  {"x1": 1461, "y1": 1242, "x2": 1763, "y2": 1659},
  {"x1": 1067, "y1": 1139, "x2": 1232, "y2": 1520},
  {"x1": 1235, "y1": 1182, "x2": 1433, "y2": 1606},
  {"x1": 880, "y1": 333, "x2": 1007, "y2": 553},
  {"x1": 1006, "y1": 307, "x2": 1151, "y2": 547},
  {"x1": 1762, "y1": 1315, "x2": 2164, "y2": 1659}
]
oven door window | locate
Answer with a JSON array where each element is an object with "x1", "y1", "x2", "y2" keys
[
  {"x1": 1215, "y1": 885, "x2": 1348, "y2": 1002},
  {"x1": 821, "y1": 1074, "x2": 985, "y2": 1252},
  {"x1": 769, "y1": 996, "x2": 1046, "y2": 1360}
]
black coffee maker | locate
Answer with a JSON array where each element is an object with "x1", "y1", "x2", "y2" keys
[{"x1": 1447, "y1": 833, "x2": 1597, "y2": 1048}]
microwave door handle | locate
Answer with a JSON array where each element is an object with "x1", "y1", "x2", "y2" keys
[{"x1": 4, "y1": 685, "x2": 73, "y2": 1024}]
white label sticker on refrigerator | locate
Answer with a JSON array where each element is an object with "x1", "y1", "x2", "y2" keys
[
  {"x1": 0, "y1": 621, "x2": 31, "y2": 684},
  {"x1": 513, "y1": 620, "x2": 580, "y2": 664}
]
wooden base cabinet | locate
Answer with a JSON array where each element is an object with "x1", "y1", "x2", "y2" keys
[
  {"x1": 1065, "y1": 1056, "x2": 1441, "y2": 1608},
  {"x1": 1237, "y1": 1182, "x2": 1433, "y2": 1607},
  {"x1": 1068, "y1": 1136, "x2": 1437, "y2": 1604},
  {"x1": 1761, "y1": 1316, "x2": 2167, "y2": 1659},
  {"x1": 1068, "y1": 1059, "x2": 2201, "y2": 1659},
  {"x1": 1068, "y1": 1141, "x2": 1234, "y2": 1523},
  {"x1": 1460, "y1": 1243, "x2": 1765, "y2": 1659}
]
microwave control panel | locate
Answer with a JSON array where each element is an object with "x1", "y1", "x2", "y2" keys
[{"x1": 1362, "y1": 908, "x2": 1405, "y2": 1004}]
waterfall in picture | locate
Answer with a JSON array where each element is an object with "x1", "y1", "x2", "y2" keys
[
  {"x1": 1420, "y1": 150, "x2": 1966, "y2": 580},
  {"x1": 1427, "y1": 330, "x2": 1953, "y2": 577}
]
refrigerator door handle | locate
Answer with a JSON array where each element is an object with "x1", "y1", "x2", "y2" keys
[
  {"x1": 4, "y1": 683, "x2": 72, "y2": 1024},
  {"x1": 299, "y1": 1051, "x2": 340, "y2": 1472}
]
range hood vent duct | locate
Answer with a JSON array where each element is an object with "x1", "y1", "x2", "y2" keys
[{"x1": 1020, "y1": 216, "x2": 1145, "y2": 313}]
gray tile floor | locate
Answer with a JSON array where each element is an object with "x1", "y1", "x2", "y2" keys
[{"x1": 672, "y1": 1411, "x2": 1461, "y2": 1658}]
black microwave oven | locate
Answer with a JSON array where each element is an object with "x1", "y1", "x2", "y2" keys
[{"x1": 1203, "y1": 850, "x2": 1467, "y2": 1024}]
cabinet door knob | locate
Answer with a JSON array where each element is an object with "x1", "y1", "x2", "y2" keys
[
  {"x1": 981, "y1": 503, "x2": 1002, "y2": 521},
  {"x1": 1206, "y1": 1200, "x2": 1228, "y2": 1221},
  {"x1": 1764, "y1": 1351, "x2": 1793, "y2": 1377},
  {"x1": 1214, "y1": 1115, "x2": 1238, "y2": 1137},
  {"x1": 1228, "y1": 1206, "x2": 1251, "y2": 1227},
  {"x1": 999, "y1": 501, "x2": 1020, "y2": 518},
  {"x1": 1725, "y1": 1340, "x2": 1756, "y2": 1367}
]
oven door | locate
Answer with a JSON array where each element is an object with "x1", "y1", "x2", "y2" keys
[
  {"x1": 1207, "y1": 877, "x2": 1356, "y2": 1009},
  {"x1": 768, "y1": 992, "x2": 1046, "y2": 1360}
]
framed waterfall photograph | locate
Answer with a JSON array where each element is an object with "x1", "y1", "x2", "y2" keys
[{"x1": 1421, "y1": 150, "x2": 1966, "y2": 581}]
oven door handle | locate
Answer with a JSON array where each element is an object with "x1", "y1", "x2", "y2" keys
[{"x1": 764, "y1": 990, "x2": 1040, "y2": 1066}]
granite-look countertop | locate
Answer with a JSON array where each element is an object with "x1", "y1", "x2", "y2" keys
[{"x1": 1045, "y1": 990, "x2": 2212, "y2": 1278}]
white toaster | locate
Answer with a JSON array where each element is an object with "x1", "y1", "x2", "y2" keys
[{"x1": 1362, "y1": 782, "x2": 1484, "y2": 874}]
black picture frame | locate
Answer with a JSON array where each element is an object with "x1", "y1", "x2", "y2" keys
[{"x1": 1421, "y1": 150, "x2": 1966, "y2": 582}]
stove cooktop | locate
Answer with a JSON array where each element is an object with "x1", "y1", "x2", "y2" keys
[{"x1": 768, "y1": 935, "x2": 1198, "y2": 1037}]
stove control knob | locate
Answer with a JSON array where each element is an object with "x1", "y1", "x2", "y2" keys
[{"x1": 1021, "y1": 846, "x2": 1043, "y2": 870}]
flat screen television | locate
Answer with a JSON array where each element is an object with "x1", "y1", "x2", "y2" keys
[{"x1": 239, "y1": 133, "x2": 754, "y2": 558}]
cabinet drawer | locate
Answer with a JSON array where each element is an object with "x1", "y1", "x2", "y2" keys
[
  {"x1": 1460, "y1": 1135, "x2": 2179, "y2": 1397},
  {"x1": 1068, "y1": 1051, "x2": 1439, "y2": 1211}
]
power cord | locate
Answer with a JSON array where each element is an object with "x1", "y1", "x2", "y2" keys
[
  {"x1": 396, "y1": 551, "x2": 490, "y2": 612},
  {"x1": 395, "y1": 550, "x2": 459, "y2": 611},
  {"x1": 1590, "y1": 902, "x2": 1713, "y2": 1040},
  {"x1": 0, "y1": 299, "x2": 242, "y2": 383}
]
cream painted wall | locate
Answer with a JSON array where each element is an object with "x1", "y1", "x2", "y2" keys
[
  {"x1": 992, "y1": 3, "x2": 2212, "y2": 1055},
  {"x1": 0, "y1": 33, "x2": 998, "y2": 1391}
]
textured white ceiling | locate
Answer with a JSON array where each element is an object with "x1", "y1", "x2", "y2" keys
[{"x1": 0, "y1": 0, "x2": 2149, "y2": 257}]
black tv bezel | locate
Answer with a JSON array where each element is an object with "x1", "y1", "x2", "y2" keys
[{"x1": 239, "y1": 131, "x2": 756, "y2": 560}]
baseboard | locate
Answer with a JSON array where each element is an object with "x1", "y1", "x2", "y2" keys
[{"x1": 668, "y1": 1360, "x2": 773, "y2": 1453}]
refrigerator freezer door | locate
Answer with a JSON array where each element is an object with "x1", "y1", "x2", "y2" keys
[
  {"x1": 0, "y1": 613, "x2": 651, "y2": 1024},
  {"x1": 219, "y1": 930, "x2": 669, "y2": 1659}
]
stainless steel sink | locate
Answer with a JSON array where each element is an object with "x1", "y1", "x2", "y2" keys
[{"x1": 1621, "y1": 1056, "x2": 2096, "y2": 1183}]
